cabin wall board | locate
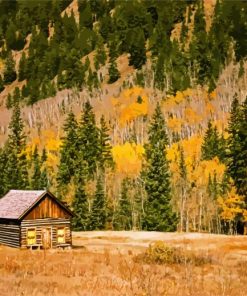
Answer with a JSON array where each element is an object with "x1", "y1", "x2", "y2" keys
[
  {"x1": 23, "y1": 196, "x2": 71, "y2": 220},
  {"x1": 0, "y1": 224, "x2": 20, "y2": 248},
  {"x1": 21, "y1": 218, "x2": 72, "y2": 248}
]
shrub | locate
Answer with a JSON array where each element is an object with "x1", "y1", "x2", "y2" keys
[{"x1": 135, "y1": 241, "x2": 212, "y2": 266}]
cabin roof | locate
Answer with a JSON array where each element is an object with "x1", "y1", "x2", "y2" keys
[{"x1": 0, "y1": 190, "x2": 73, "y2": 220}]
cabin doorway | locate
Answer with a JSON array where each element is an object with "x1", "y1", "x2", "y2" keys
[{"x1": 42, "y1": 228, "x2": 52, "y2": 249}]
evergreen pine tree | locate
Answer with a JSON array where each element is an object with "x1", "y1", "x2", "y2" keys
[
  {"x1": 78, "y1": 101, "x2": 100, "y2": 178},
  {"x1": 108, "y1": 59, "x2": 120, "y2": 84},
  {"x1": 99, "y1": 115, "x2": 114, "y2": 170},
  {"x1": 128, "y1": 28, "x2": 146, "y2": 69},
  {"x1": 90, "y1": 174, "x2": 107, "y2": 230},
  {"x1": 141, "y1": 103, "x2": 177, "y2": 231},
  {"x1": 0, "y1": 75, "x2": 4, "y2": 92},
  {"x1": 114, "y1": 178, "x2": 132, "y2": 230},
  {"x1": 3, "y1": 150, "x2": 21, "y2": 191},
  {"x1": 0, "y1": 147, "x2": 7, "y2": 195},
  {"x1": 227, "y1": 96, "x2": 247, "y2": 199},
  {"x1": 57, "y1": 111, "x2": 78, "y2": 190},
  {"x1": 9, "y1": 100, "x2": 29, "y2": 189},
  {"x1": 6, "y1": 93, "x2": 13, "y2": 109},
  {"x1": 72, "y1": 165, "x2": 89, "y2": 231},
  {"x1": 237, "y1": 97, "x2": 247, "y2": 199},
  {"x1": 40, "y1": 148, "x2": 49, "y2": 190},
  {"x1": 30, "y1": 145, "x2": 42, "y2": 190},
  {"x1": 18, "y1": 52, "x2": 27, "y2": 82},
  {"x1": 3, "y1": 51, "x2": 17, "y2": 84},
  {"x1": 201, "y1": 121, "x2": 224, "y2": 161}
]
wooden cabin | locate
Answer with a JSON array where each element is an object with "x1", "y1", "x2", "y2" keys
[{"x1": 0, "y1": 190, "x2": 73, "y2": 249}]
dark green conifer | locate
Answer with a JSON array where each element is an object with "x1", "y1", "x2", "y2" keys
[
  {"x1": 57, "y1": 111, "x2": 78, "y2": 189},
  {"x1": 201, "y1": 121, "x2": 224, "y2": 161},
  {"x1": 0, "y1": 75, "x2": 4, "y2": 93},
  {"x1": 18, "y1": 52, "x2": 27, "y2": 82},
  {"x1": 78, "y1": 101, "x2": 100, "y2": 178},
  {"x1": 30, "y1": 146, "x2": 42, "y2": 190},
  {"x1": 108, "y1": 59, "x2": 120, "y2": 84},
  {"x1": 114, "y1": 178, "x2": 132, "y2": 230},
  {"x1": 227, "y1": 96, "x2": 247, "y2": 199},
  {"x1": 3, "y1": 52, "x2": 17, "y2": 84},
  {"x1": 141, "y1": 103, "x2": 177, "y2": 231},
  {"x1": 90, "y1": 174, "x2": 107, "y2": 230},
  {"x1": 72, "y1": 165, "x2": 89, "y2": 231},
  {"x1": 99, "y1": 115, "x2": 114, "y2": 170}
]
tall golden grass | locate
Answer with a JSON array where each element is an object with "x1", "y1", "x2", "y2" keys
[{"x1": 0, "y1": 241, "x2": 246, "y2": 296}]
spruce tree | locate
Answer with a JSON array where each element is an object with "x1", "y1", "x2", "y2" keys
[
  {"x1": 0, "y1": 75, "x2": 4, "y2": 92},
  {"x1": 201, "y1": 121, "x2": 224, "y2": 161},
  {"x1": 99, "y1": 115, "x2": 114, "y2": 170},
  {"x1": 30, "y1": 146, "x2": 42, "y2": 190},
  {"x1": 0, "y1": 147, "x2": 7, "y2": 195},
  {"x1": 72, "y1": 165, "x2": 89, "y2": 231},
  {"x1": 78, "y1": 101, "x2": 100, "y2": 178},
  {"x1": 114, "y1": 178, "x2": 132, "y2": 230},
  {"x1": 141, "y1": 103, "x2": 177, "y2": 231},
  {"x1": 128, "y1": 28, "x2": 146, "y2": 70},
  {"x1": 90, "y1": 174, "x2": 107, "y2": 230},
  {"x1": 57, "y1": 111, "x2": 78, "y2": 189},
  {"x1": 237, "y1": 97, "x2": 247, "y2": 199},
  {"x1": 3, "y1": 151, "x2": 21, "y2": 192},
  {"x1": 8, "y1": 101, "x2": 29, "y2": 189},
  {"x1": 40, "y1": 148, "x2": 49, "y2": 190},
  {"x1": 18, "y1": 52, "x2": 27, "y2": 82},
  {"x1": 108, "y1": 59, "x2": 120, "y2": 84},
  {"x1": 227, "y1": 96, "x2": 247, "y2": 200},
  {"x1": 8, "y1": 100, "x2": 25, "y2": 153},
  {"x1": 3, "y1": 52, "x2": 17, "y2": 84},
  {"x1": 6, "y1": 94, "x2": 12, "y2": 109}
]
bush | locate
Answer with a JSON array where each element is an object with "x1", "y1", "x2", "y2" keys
[{"x1": 135, "y1": 241, "x2": 212, "y2": 266}]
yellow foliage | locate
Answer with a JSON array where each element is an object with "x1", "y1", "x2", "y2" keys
[
  {"x1": 111, "y1": 87, "x2": 149, "y2": 126},
  {"x1": 218, "y1": 187, "x2": 245, "y2": 221},
  {"x1": 205, "y1": 102, "x2": 215, "y2": 115},
  {"x1": 167, "y1": 117, "x2": 183, "y2": 133},
  {"x1": 192, "y1": 158, "x2": 226, "y2": 187},
  {"x1": 112, "y1": 142, "x2": 144, "y2": 174},
  {"x1": 168, "y1": 137, "x2": 226, "y2": 188},
  {"x1": 184, "y1": 107, "x2": 201, "y2": 124},
  {"x1": 209, "y1": 90, "x2": 217, "y2": 100}
]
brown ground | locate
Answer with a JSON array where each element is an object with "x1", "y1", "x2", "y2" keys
[{"x1": 0, "y1": 231, "x2": 247, "y2": 296}]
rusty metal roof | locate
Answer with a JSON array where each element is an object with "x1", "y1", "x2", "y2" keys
[{"x1": 0, "y1": 190, "x2": 46, "y2": 219}]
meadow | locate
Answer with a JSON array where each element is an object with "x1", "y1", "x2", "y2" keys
[{"x1": 0, "y1": 232, "x2": 246, "y2": 296}]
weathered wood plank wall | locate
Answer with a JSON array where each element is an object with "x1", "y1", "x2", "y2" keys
[
  {"x1": 23, "y1": 196, "x2": 71, "y2": 220},
  {"x1": 0, "y1": 224, "x2": 20, "y2": 248},
  {"x1": 21, "y1": 218, "x2": 71, "y2": 248}
]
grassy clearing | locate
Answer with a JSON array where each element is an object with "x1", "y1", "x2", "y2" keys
[{"x1": 0, "y1": 233, "x2": 247, "y2": 296}]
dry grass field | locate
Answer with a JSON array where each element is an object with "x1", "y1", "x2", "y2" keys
[{"x1": 0, "y1": 232, "x2": 247, "y2": 296}]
